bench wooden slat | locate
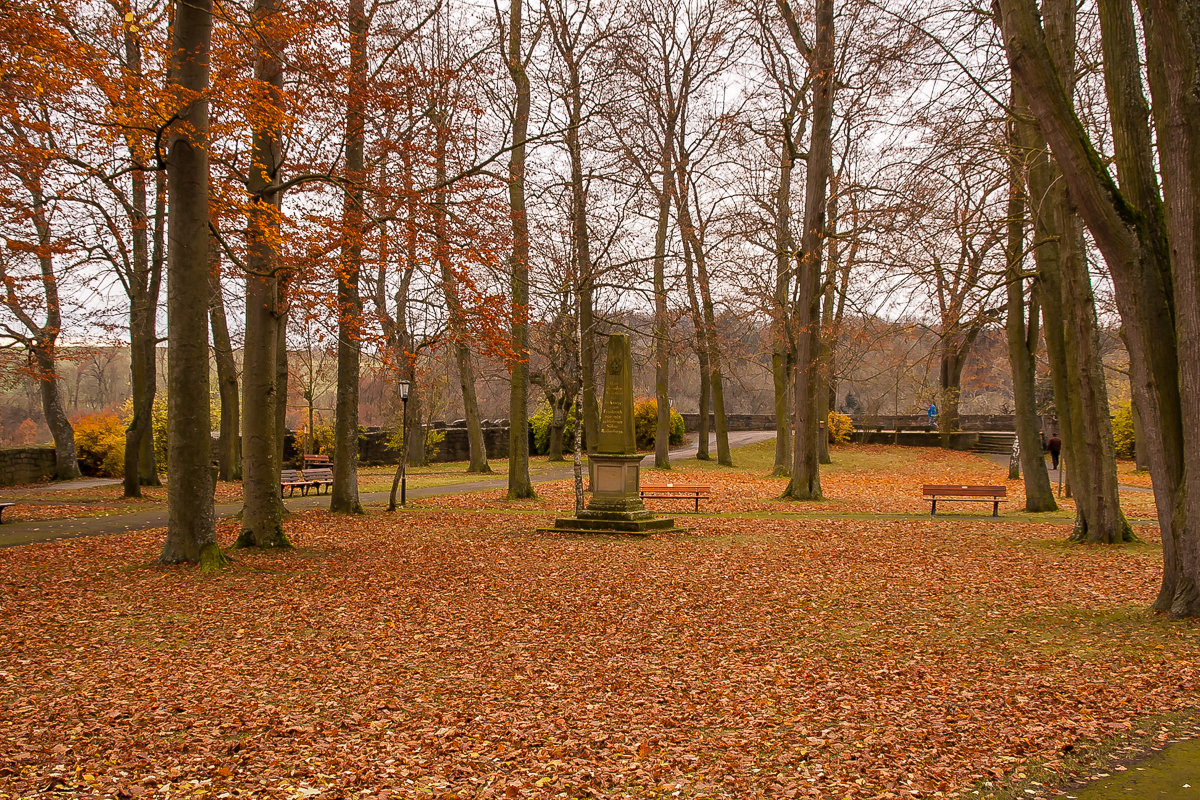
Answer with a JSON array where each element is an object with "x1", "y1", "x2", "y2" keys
[
  {"x1": 639, "y1": 484, "x2": 712, "y2": 512},
  {"x1": 304, "y1": 468, "x2": 334, "y2": 496},
  {"x1": 920, "y1": 484, "x2": 1006, "y2": 516},
  {"x1": 280, "y1": 469, "x2": 312, "y2": 497}
]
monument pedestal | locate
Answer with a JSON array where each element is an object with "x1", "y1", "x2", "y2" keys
[
  {"x1": 543, "y1": 453, "x2": 683, "y2": 536},
  {"x1": 540, "y1": 333, "x2": 683, "y2": 537}
]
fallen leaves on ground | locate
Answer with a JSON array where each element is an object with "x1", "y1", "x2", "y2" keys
[
  {"x1": 1115, "y1": 460, "x2": 1154, "y2": 489},
  {"x1": 0, "y1": 483, "x2": 243, "y2": 523},
  {"x1": 0, "y1": 506, "x2": 1195, "y2": 799},
  {"x1": 426, "y1": 445, "x2": 1156, "y2": 521}
]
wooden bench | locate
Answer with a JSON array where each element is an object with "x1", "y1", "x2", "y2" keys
[
  {"x1": 639, "y1": 483, "x2": 712, "y2": 513},
  {"x1": 304, "y1": 467, "x2": 334, "y2": 495},
  {"x1": 302, "y1": 454, "x2": 331, "y2": 468},
  {"x1": 281, "y1": 469, "x2": 313, "y2": 497},
  {"x1": 922, "y1": 484, "x2": 1006, "y2": 517},
  {"x1": 0, "y1": 502, "x2": 15, "y2": 524}
]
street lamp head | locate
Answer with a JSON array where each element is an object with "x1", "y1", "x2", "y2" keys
[{"x1": 398, "y1": 379, "x2": 411, "y2": 401}]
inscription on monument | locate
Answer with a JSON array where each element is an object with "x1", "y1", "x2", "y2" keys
[{"x1": 595, "y1": 334, "x2": 635, "y2": 454}]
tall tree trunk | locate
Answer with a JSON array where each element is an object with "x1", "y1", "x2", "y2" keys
[
  {"x1": 676, "y1": 160, "x2": 731, "y2": 467},
  {"x1": 275, "y1": 304, "x2": 290, "y2": 470},
  {"x1": 34, "y1": 349, "x2": 80, "y2": 480},
  {"x1": 1130, "y1": 369, "x2": 1149, "y2": 470},
  {"x1": 451, "y1": 344, "x2": 489, "y2": 472},
  {"x1": 209, "y1": 240, "x2": 240, "y2": 481},
  {"x1": 695, "y1": 237, "x2": 729, "y2": 465},
  {"x1": 937, "y1": 342, "x2": 974, "y2": 439},
  {"x1": 330, "y1": 0, "x2": 367, "y2": 515},
  {"x1": 782, "y1": 0, "x2": 833, "y2": 500},
  {"x1": 120, "y1": 26, "x2": 163, "y2": 495},
  {"x1": 680, "y1": 191, "x2": 711, "y2": 461},
  {"x1": 558, "y1": 40, "x2": 598, "y2": 455},
  {"x1": 817, "y1": 200, "x2": 839, "y2": 466},
  {"x1": 1040, "y1": 0, "x2": 1128, "y2": 542},
  {"x1": 1005, "y1": 92, "x2": 1056, "y2": 511},
  {"x1": 20, "y1": 174, "x2": 81, "y2": 480},
  {"x1": 771, "y1": 113, "x2": 797, "y2": 476},
  {"x1": 1136, "y1": 0, "x2": 1200, "y2": 609},
  {"x1": 506, "y1": 0, "x2": 535, "y2": 498},
  {"x1": 432, "y1": 111, "x2": 489, "y2": 474},
  {"x1": 653, "y1": 133, "x2": 674, "y2": 469},
  {"x1": 143, "y1": 171, "x2": 167, "y2": 484},
  {"x1": 237, "y1": 0, "x2": 290, "y2": 549},
  {"x1": 997, "y1": 0, "x2": 1192, "y2": 612},
  {"x1": 123, "y1": 158, "x2": 160, "y2": 495},
  {"x1": 159, "y1": 0, "x2": 220, "y2": 567}
]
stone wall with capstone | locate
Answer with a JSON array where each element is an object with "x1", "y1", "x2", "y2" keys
[
  {"x1": 0, "y1": 446, "x2": 58, "y2": 486},
  {"x1": 276, "y1": 420, "x2": 533, "y2": 466}
]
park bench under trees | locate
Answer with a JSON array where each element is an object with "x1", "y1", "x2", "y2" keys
[
  {"x1": 921, "y1": 484, "x2": 1007, "y2": 517},
  {"x1": 303, "y1": 454, "x2": 331, "y2": 468},
  {"x1": 280, "y1": 470, "x2": 313, "y2": 497},
  {"x1": 640, "y1": 484, "x2": 712, "y2": 513},
  {"x1": 304, "y1": 468, "x2": 335, "y2": 495}
]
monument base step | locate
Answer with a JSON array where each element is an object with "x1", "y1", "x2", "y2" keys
[{"x1": 539, "y1": 514, "x2": 685, "y2": 536}]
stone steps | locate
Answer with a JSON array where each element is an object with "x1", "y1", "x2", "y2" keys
[{"x1": 972, "y1": 432, "x2": 1017, "y2": 455}]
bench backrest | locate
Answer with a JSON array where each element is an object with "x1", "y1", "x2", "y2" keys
[
  {"x1": 921, "y1": 484, "x2": 1006, "y2": 498},
  {"x1": 305, "y1": 468, "x2": 334, "y2": 482},
  {"x1": 642, "y1": 485, "x2": 711, "y2": 493},
  {"x1": 281, "y1": 469, "x2": 306, "y2": 483},
  {"x1": 303, "y1": 455, "x2": 331, "y2": 465}
]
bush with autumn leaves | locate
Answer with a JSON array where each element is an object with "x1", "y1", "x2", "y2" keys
[
  {"x1": 633, "y1": 398, "x2": 685, "y2": 450},
  {"x1": 72, "y1": 397, "x2": 169, "y2": 478},
  {"x1": 72, "y1": 411, "x2": 127, "y2": 477},
  {"x1": 827, "y1": 411, "x2": 854, "y2": 443}
]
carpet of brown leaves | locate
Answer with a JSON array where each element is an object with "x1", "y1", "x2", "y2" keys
[
  {"x1": 0, "y1": 483, "x2": 244, "y2": 523},
  {"x1": 425, "y1": 446, "x2": 1157, "y2": 521},
  {"x1": 1, "y1": 503, "x2": 1196, "y2": 799}
]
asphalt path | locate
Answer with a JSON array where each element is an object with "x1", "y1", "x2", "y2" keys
[{"x1": 0, "y1": 430, "x2": 778, "y2": 548}]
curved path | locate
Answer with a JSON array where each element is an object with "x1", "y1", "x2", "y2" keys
[{"x1": 0, "y1": 431, "x2": 778, "y2": 548}]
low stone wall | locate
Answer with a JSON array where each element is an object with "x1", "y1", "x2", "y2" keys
[
  {"x1": 851, "y1": 414, "x2": 1055, "y2": 432},
  {"x1": 680, "y1": 413, "x2": 776, "y2": 432},
  {"x1": 304, "y1": 422, "x2": 531, "y2": 465},
  {"x1": 0, "y1": 446, "x2": 58, "y2": 486},
  {"x1": 681, "y1": 413, "x2": 1050, "y2": 434},
  {"x1": 850, "y1": 430, "x2": 979, "y2": 450}
]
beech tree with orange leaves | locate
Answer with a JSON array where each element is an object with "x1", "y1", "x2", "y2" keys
[{"x1": 0, "y1": 2, "x2": 83, "y2": 480}]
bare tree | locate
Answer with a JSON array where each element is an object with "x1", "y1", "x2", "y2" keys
[{"x1": 996, "y1": 0, "x2": 1197, "y2": 612}]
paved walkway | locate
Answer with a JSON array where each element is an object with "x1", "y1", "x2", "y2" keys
[
  {"x1": 980, "y1": 452, "x2": 1153, "y2": 493},
  {"x1": 0, "y1": 431, "x2": 777, "y2": 548}
]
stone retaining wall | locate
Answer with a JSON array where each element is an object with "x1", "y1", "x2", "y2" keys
[
  {"x1": 850, "y1": 431, "x2": 979, "y2": 450},
  {"x1": 680, "y1": 413, "x2": 776, "y2": 432},
  {"x1": 0, "y1": 446, "x2": 58, "y2": 486},
  {"x1": 682, "y1": 412, "x2": 1054, "y2": 435},
  {"x1": 284, "y1": 422, "x2": 530, "y2": 466}
]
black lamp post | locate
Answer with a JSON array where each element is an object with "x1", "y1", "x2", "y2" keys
[{"x1": 398, "y1": 379, "x2": 411, "y2": 506}]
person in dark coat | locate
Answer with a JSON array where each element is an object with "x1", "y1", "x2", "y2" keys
[{"x1": 1047, "y1": 434, "x2": 1062, "y2": 470}]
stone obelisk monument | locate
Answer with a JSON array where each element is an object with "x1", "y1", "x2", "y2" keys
[{"x1": 544, "y1": 334, "x2": 681, "y2": 535}]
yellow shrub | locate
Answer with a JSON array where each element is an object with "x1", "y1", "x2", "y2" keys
[
  {"x1": 633, "y1": 398, "x2": 684, "y2": 450},
  {"x1": 73, "y1": 411, "x2": 126, "y2": 477},
  {"x1": 827, "y1": 411, "x2": 854, "y2": 444},
  {"x1": 1112, "y1": 402, "x2": 1135, "y2": 459}
]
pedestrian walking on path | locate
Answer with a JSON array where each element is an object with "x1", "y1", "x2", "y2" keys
[{"x1": 1047, "y1": 434, "x2": 1062, "y2": 470}]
